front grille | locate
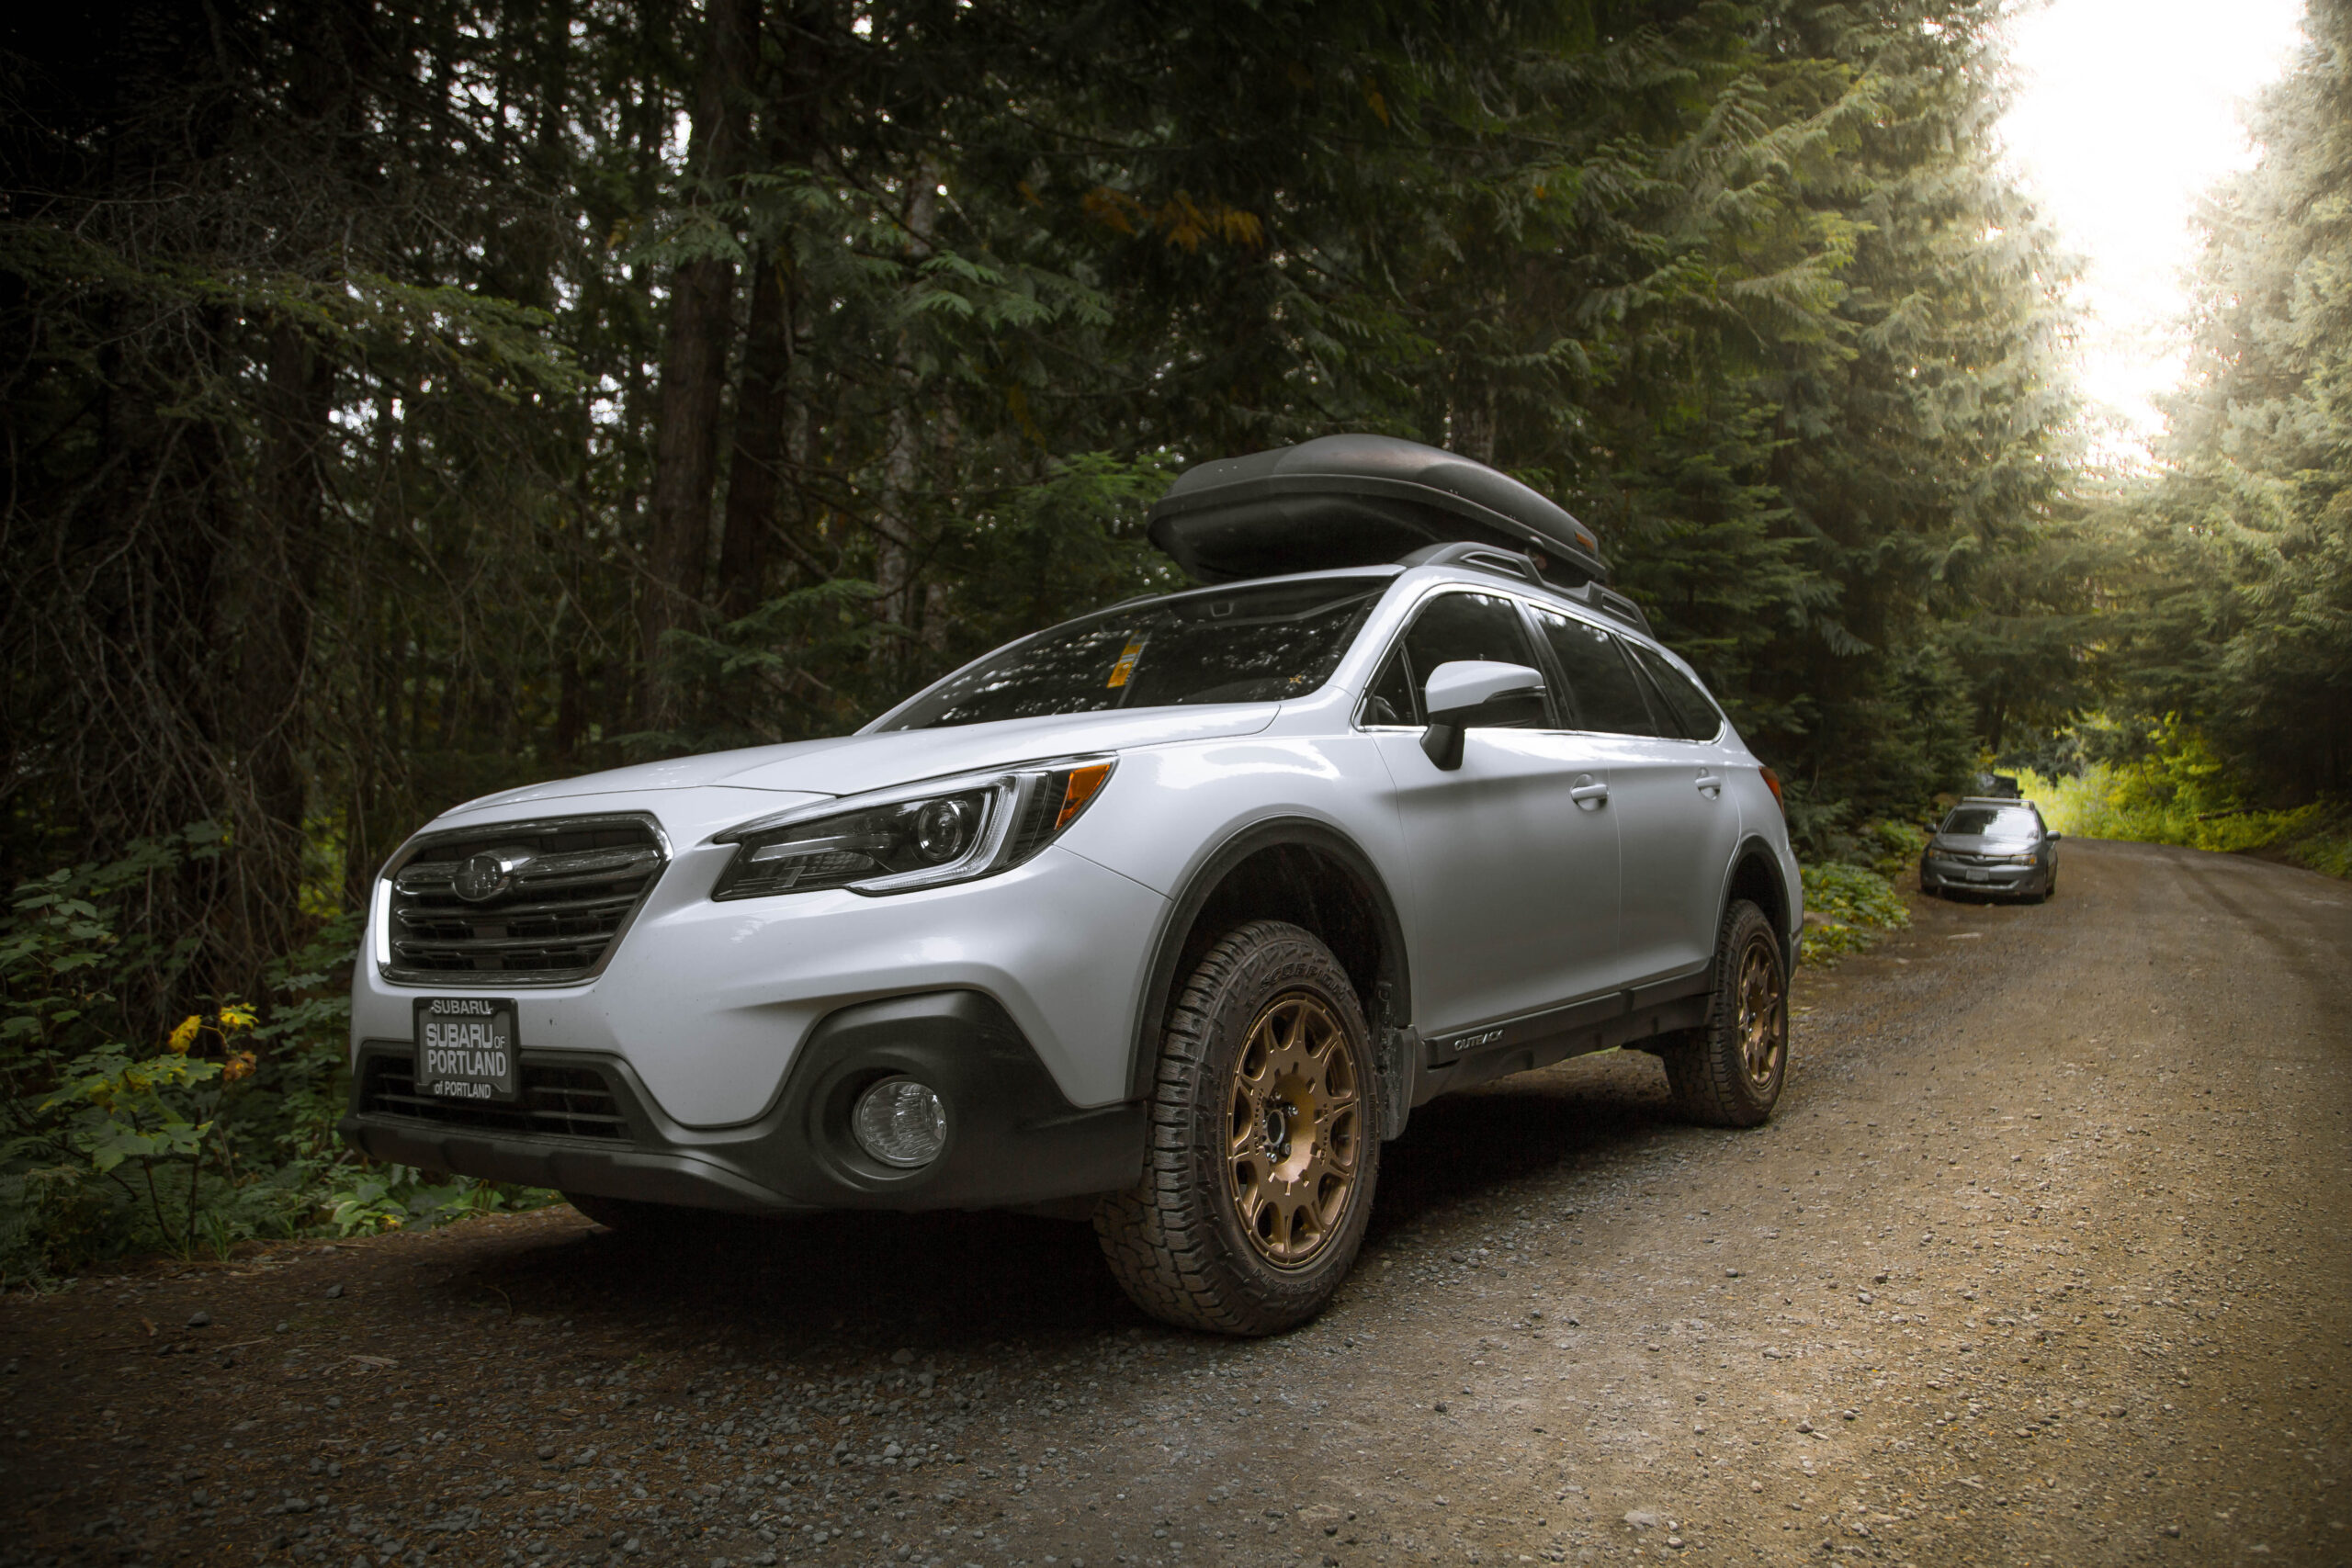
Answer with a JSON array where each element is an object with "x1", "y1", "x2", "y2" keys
[
  {"x1": 386, "y1": 815, "x2": 665, "y2": 982},
  {"x1": 1934, "y1": 851, "x2": 2028, "y2": 868},
  {"x1": 359, "y1": 1054, "x2": 631, "y2": 1141}
]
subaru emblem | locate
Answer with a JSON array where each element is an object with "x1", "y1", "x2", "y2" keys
[{"x1": 454, "y1": 852, "x2": 514, "y2": 903}]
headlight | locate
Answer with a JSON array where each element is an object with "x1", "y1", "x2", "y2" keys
[{"x1": 709, "y1": 758, "x2": 1114, "y2": 900}]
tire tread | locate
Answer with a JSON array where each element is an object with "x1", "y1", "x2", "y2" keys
[
  {"x1": 1659, "y1": 900, "x2": 1785, "y2": 1129},
  {"x1": 1094, "y1": 920, "x2": 1376, "y2": 1336}
]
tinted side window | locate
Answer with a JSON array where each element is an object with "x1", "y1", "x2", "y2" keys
[
  {"x1": 1623, "y1": 643, "x2": 1724, "y2": 741},
  {"x1": 1532, "y1": 610, "x2": 1658, "y2": 735},
  {"x1": 1400, "y1": 592, "x2": 1547, "y2": 728}
]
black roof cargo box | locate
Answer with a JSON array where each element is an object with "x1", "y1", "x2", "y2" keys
[{"x1": 1147, "y1": 434, "x2": 1610, "y2": 589}]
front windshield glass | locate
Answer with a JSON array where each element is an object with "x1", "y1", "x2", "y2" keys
[
  {"x1": 881, "y1": 576, "x2": 1388, "y2": 731},
  {"x1": 1942, "y1": 806, "x2": 2039, "y2": 838}
]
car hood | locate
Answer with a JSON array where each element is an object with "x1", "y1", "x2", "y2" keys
[
  {"x1": 1930, "y1": 834, "x2": 2037, "y2": 853},
  {"x1": 446, "y1": 704, "x2": 1283, "y2": 813}
]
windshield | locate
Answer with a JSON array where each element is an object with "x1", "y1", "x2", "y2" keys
[
  {"x1": 1941, "y1": 806, "x2": 2039, "y2": 838},
  {"x1": 881, "y1": 576, "x2": 1388, "y2": 731}
]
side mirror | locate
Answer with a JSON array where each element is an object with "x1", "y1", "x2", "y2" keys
[
  {"x1": 1420, "y1": 660, "x2": 1545, "y2": 770},
  {"x1": 2046, "y1": 830, "x2": 2064, "y2": 842}
]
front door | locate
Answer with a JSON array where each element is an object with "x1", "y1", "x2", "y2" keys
[{"x1": 1364, "y1": 591, "x2": 1623, "y2": 1036}]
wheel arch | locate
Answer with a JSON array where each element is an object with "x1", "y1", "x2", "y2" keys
[
  {"x1": 1125, "y1": 818, "x2": 1412, "y2": 1103},
  {"x1": 1721, "y1": 834, "x2": 1797, "y2": 975}
]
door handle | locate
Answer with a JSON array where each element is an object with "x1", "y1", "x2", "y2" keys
[
  {"x1": 1695, "y1": 773, "x2": 1724, "y2": 796},
  {"x1": 1569, "y1": 778, "x2": 1610, "y2": 807}
]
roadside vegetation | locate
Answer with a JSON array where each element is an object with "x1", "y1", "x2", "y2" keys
[
  {"x1": 0, "y1": 831, "x2": 548, "y2": 1288},
  {"x1": 2016, "y1": 741, "x2": 2351, "y2": 876},
  {"x1": 1795, "y1": 819, "x2": 1927, "y2": 965},
  {"x1": 2014, "y1": 719, "x2": 2333, "y2": 854}
]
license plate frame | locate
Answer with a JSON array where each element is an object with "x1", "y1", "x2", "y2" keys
[
  {"x1": 413, "y1": 997, "x2": 521, "y2": 1104},
  {"x1": 1964, "y1": 869, "x2": 1991, "y2": 883}
]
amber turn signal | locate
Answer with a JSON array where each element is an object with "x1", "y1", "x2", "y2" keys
[{"x1": 1055, "y1": 761, "x2": 1114, "y2": 830}]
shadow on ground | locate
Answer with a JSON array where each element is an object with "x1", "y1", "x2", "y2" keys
[{"x1": 431, "y1": 1050, "x2": 1684, "y2": 1354}]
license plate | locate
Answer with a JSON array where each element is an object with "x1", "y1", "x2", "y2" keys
[
  {"x1": 1965, "y1": 869, "x2": 1991, "y2": 883},
  {"x1": 414, "y1": 998, "x2": 520, "y2": 1103}
]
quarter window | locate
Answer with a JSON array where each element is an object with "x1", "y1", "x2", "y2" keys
[
  {"x1": 1362, "y1": 648, "x2": 1417, "y2": 726},
  {"x1": 1623, "y1": 643, "x2": 1724, "y2": 741}
]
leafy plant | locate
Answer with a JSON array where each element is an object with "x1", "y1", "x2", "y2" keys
[
  {"x1": 0, "y1": 830, "x2": 551, "y2": 1286},
  {"x1": 1799, "y1": 863, "x2": 1912, "y2": 965},
  {"x1": 2016, "y1": 716, "x2": 2334, "y2": 857}
]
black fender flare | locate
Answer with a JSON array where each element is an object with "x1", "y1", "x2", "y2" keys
[
  {"x1": 1714, "y1": 831, "x2": 1800, "y2": 977},
  {"x1": 1124, "y1": 816, "x2": 1414, "y2": 1105}
]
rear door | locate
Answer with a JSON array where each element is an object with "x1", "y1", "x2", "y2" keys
[
  {"x1": 1363, "y1": 591, "x2": 1623, "y2": 1035},
  {"x1": 1615, "y1": 637, "x2": 1746, "y2": 983}
]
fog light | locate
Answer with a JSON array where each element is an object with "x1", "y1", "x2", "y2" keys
[{"x1": 851, "y1": 1077, "x2": 947, "y2": 1168}]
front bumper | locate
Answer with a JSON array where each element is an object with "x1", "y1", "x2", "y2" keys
[
  {"x1": 352, "y1": 827, "x2": 1169, "y2": 1127},
  {"x1": 1920, "y1": 857, "x2": 2045, "y2": 897},
  {"x1": 339, "y1": 990, "x2": 1147, "y2": 1213}
]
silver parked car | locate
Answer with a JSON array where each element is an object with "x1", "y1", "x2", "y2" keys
[
  {"x1": 1919, "y1": 797, "x2": 2062, "y2": 901},
  {"x1": 342, "y1": 435, "x2": 1803, "y2": 1335}
]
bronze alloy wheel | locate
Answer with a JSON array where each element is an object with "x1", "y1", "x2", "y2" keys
[
  {"x1": 1225, "y1": 991, "x2": 1363, "y2": 1267},
  {"x1": 1658, "y1": 899, "x2": 1787, "y2": 1128},
  {"x1": 1095, "y1": 919, "x2": 1383, "y2": 1334},
  {"x1": 1736, "y1": 931, "x2": 1787, "y2": 1087}
]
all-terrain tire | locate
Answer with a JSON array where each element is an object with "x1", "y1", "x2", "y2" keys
[
  {"x1": 1094, "y1": 920, "x2": 1381, "y2": 1336},
  {"x1": 1659, "y1": 899, "x2": 1789, "y2": 1128}
]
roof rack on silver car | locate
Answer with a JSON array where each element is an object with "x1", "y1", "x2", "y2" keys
[
  {"x1": 1560, "y1": 579, "x2": 1652, "y2": 637},
  {"x1": 1396, "y1": 540, "x2": 1544, "y2": 585},
  {"x1": 1395, "y1": 542, "x2": 1653, "y2": 636}
]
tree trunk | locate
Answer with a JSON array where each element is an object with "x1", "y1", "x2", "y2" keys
[
  {"x1": 237, "y1": 320, "x2": 334, "y2": 965},
  {"x1": 230, "y1": 0, "x2": 374, "y2": 976},
  {"x1": 640, "y1": 0, "x2": 758, "y2": 729},
  {"x1": 875, "y1": 176, "x2": 938, "y2": 658},
  {"x1": 716, "y1": 244, "x2": 794, "y2": 618}
]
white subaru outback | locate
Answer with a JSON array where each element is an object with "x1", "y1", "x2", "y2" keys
[{"x1": 344, "y1": 435, "x2": 1801, "y2": 1335}]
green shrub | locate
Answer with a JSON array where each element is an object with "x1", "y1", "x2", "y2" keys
[
  {"x1": 1799, "y1": 862, "x2": 1911, "y2": 964},
  {"x1": 1857, "y1": 818, "x2": 1930, "y2": 878},
  {"x1": 2015, "y1": 716, "x2": 2334, "y2": 859},
  {"x1": 2255, "y1": 802, "x2": 2352, "y2": 879},
  {"x1": 1, "y1": 831, "x2": 552, "y2": 1287}
]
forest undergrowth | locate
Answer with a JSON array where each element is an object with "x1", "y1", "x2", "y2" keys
[
  {"x1": 2014, "y1": 718, "x2": 2352, "y2": 877},
  {"x1": 0, "y1": 829, "x2": 550, "y2": 1289}
]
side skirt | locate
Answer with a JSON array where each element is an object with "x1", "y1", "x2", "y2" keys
[{"x1": 1412, "y1": 968, "x2": 1713, "y2": 1101}]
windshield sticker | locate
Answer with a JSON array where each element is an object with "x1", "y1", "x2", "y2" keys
[{"x1": 1107, "y1": 639, "x2": 1147, "y2": 688}]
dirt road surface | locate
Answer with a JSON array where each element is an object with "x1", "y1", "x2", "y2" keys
[{"x1": 5, "y1": 838, "x2": 2348, "y2": 1568}]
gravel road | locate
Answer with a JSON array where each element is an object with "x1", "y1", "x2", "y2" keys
[{"x1": 4, "y1": 838, "x2": 2347, "y2": 1568}]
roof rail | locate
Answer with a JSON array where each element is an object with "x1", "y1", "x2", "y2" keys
[
  {"x1": 1564, "y1": 581, "x2": 1652, "y2": 636},
  {"x1": 1396, "y1": 540, "x2": 1543, "y2": 585},
  {"x1": 1399, "y1": 541, "x2": 1653, "y2": 635}
]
